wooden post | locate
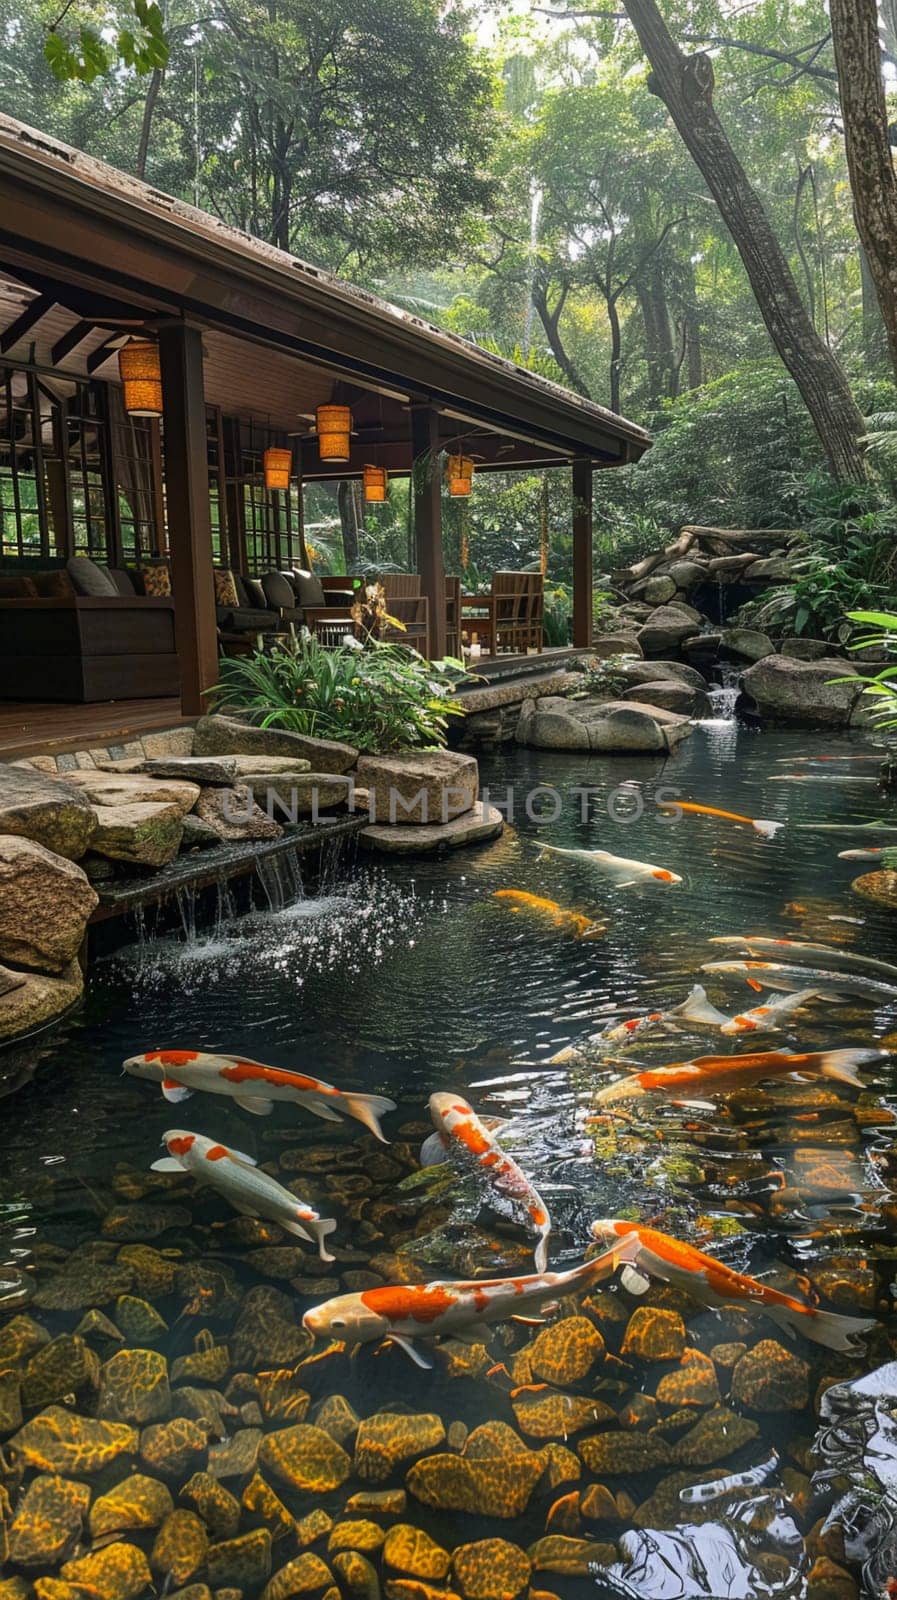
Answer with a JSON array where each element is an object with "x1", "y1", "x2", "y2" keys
[
  {"x1": 572, "y1": 456, "x2": 593, "y2": 648},
  {"x1": 158, "y1": 323, "x2": 219, "y2": 715},
  {"x1": 409, "y1": 403, "x2": 445, "y2": 660}
]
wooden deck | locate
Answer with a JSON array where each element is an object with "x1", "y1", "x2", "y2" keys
[{"x1": 0, "y1": 698, "x2": 190, "y2": 760}]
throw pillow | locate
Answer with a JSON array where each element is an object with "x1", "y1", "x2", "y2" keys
[
  {"x1": 66, "y1": 555, "x2": 118, "y2": 597},
  {"x1": 260, "y1": 569, "x2": 296, "y2": 610},
  {"x1": 0, "y1": 574, "x2": 38, "y2": 597},
  {"x1": 107, "y1": 568, "x2": 137, "y2": 597},
  {"x1": 214, "y1": 568, "x2": 240, "y2": 608},
  {"x1": 292, "y1": 569, "x2": 327, "y2": 608},
  {"x1": 32, "y1": 568, "x2": 75, "y2": 598},
  {"x1": 244, "y1": 577, "x2": 268, "y2": 609},
  {"x1": 141, "y1": 562, "x2": 172, "y2": 597}
]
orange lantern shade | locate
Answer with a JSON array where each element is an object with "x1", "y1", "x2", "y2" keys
[
  {"x1": 118, "y1": 339, "x2": 162, "y2": 417},
  {"x1": 363, "y1": 464, "x2": 388, "y2": 503},
  {"x1": 448, "y1": 453, "x2": 474, "y2": 497},
  {"x1": 316, "y1": 404, "x2": 352, "y2": 462},
  {"x1": 263, "y1": 446, "x2": 292, "y2": 490}
]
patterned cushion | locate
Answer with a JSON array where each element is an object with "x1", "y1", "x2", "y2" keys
[
  {"x1": 141, "y1": 562, "x2": 172, "y2": 597},
  {"x1": 66, "y1": 556, "x2": 118, "y2": 597},
  {"x1": 32, "y1": 569, "x2": 75, "y2": 598},
  {"x1": 0, "y1": 574, "x2": 38, "y2": 597},
  {"x1": 214, "y1": 568, "x2": 240, "y2": 608},
  {"x1": 291, "y1": 569, "x2": 327, "y2": 608},
  {"x1": 261, "y1": 570, "x2": 296, "y2": 610}
]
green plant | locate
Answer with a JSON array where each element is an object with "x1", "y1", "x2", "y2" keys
[
  {"x1": 829, "y1": 610, "x2": 897, "y2": 731},
  {"x1": 565, "y1": 653, "x2": 635, "y2": 698},
  {"x1": 543, "y1": 583, "x2": 572, "y2": 647},
  {"x1": 210, "y1": 631, "x2": 468, "y2": 752}
]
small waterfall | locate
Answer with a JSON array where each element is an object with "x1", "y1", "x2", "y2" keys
[
  {"x1": 175, "y1": 885, "x2": 197, "y2": 943},
  {"x1": 707, "y1": 663, "x2": 741, "y2": 721},
  {"x1": 254, "y1": 846, "x2": 306, "y2": 914}
]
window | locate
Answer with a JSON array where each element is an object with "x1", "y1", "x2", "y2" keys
[{"x1": 222, "y1": 416, "x2": 304, "y2": 575}]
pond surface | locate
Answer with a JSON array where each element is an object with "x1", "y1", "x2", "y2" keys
[{"x1": 2, "y1": 719, "x2": 896, "y2": 1599}]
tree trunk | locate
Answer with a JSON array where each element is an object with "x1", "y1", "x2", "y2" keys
[
  {"x1": 607, "y1": 294, "x2": 622, "y2": 414},
  {"x1": 533, "y1": 286, "x2": 591, "y2": 397},
  {"x1": 636, "y1": 277, "x2": 664, "y2": 407},
  {"x1": 622, "y1": 0, "x2": 867, "y2": 481},
  {"x1": 650, "y1": 264, "x2": 677, "y2": 398},
  {"x1": 829, "y1": 0, "x2": 897, "y2": 386},
  {"x1": 337, "y1": 479, "x2": 361, "y2": 571},
  {"x1": 859, "y1": 243, "x2": 889, "y2": 368},
  {"x1": 136, "y1": 67, "x2": 163, "y2": 179}
]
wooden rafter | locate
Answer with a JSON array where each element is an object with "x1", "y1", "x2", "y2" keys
[
  {"x1": 50, "y1": 319, "x2": 95, "y2": 367},
  {"x1": 0, "y1": 293, "x2": 54, "y2": 355}
]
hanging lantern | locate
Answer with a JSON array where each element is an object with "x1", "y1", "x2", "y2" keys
[
  {"x1": 263, "y1": 446, "x2": 292, "y2": 491},
  {"x1": 363, "y1": 464, "x2": 388, "y2": 503},
  {"x1": 315, "y1": 404, "x2": 352, "y2": 462},
  {"x1": 447, "y1": 454, "x2": 474, "y2": 497},
  {"x1": 118, "y1": 339, "x2": 162, "y2": 417}
]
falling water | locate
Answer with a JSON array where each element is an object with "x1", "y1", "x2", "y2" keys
[
  {"x1": 707, "y1": 663, "x2": 741, "y2": 721},
  {"x1": 522, "y1": 182, "x2": 543, "y2": 357}
]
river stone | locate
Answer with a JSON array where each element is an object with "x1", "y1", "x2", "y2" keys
[
  {"x1": 615, "y1": 658, "x2": 708, "y2": 692},
  {"x1": 719, "y1": 627, "x2": 775, "y2": 663},
  {"x1": 0, "y1": 764, "x2": 96, "y2": 859},
  {"x1": 780, "y1": 636, "x2": 831, "y2": 660},
  {"x1": 116, "y1": 1245, "x2": 179, "y2": 1298},
  {"x1": 655, "y1": 1347, "x2": 720, "y2": 1407},
  {"x1": 0, "y1": 836, "x2": 97, "y2": 974},
  {"x1": 332, "y1": 1551, "x2": 380, "y2": 1598},
  {"x1": 406, "y1": 1451, "x2": 546, "y2": 1518},
  {"x1": 241, "y1": 1470, "x2": 296, "y2": 1541},
  {"x1": 382, "y1": 1524, "x2": 450, "y2": 1578},
  {"x1": 730, "y1": 1340, "x2": 810, "y2": 1411},
  {"x1": 354, "y1": 1412, "x2": 446, "y2": 1483},
  {"x1": 0, "y1": 1314, "x2": 50, "y2": 1367},
  {"x1": 151, "y1": 1510, "x2": 209, "y2": 1583},
  {"x1": 61, "y1": 1543, "x2": 153, "y2": 1600},
  {"x1": 852, "y1": 869, "x2": 897, "y2": 910},
  {"x1": 140, "y1": 1417, "x2": 208, "y2": 1479},
  {"x1": 179, "y1": 1472, "x2": 241, "y2": 1539},
  {"x1": 58, "y1": 770, "x2": 200, "y2": 815},
  {"x1": 522, "y1": 695, "x2": 692, "y2": 753},
  {"x1": 194, "y1": 785, "x2": 283, "y2": 842},
  {"x1": 208, "y1": 1427, "x2": 262, "y2": 1479},
  {"x1": 621, "y1": 1306, "x2": 686, "y2": 1361},
  {"x1": 102, "y1": 1202, "x2": 191, "y2": 1242},
  {"x1": 311, "y1": 1393, "x2": 358, "y2": 1443},
  {"x1": 21, "y1": 1333, "x2": 100, "y2": 1407},
  {"x1": 360, "y1": 802, "x2": 503, "y2": 855},
  {"x1": 739, "y1": 655, "x2": 863, "y2": 726},
  {"x1": 356, "y1": 751, "x2": 478, "y2": 826},
  {"x1": 170, "y1": 1342, "x2": 229, "y2": 1385},
  {"x1": 8, "y1": 1475, "x2": 91, "y2": 1567},
  {"x1": 637, "y1": 605, "x2": 701, "y2": 656},
  {"x1": 529, "y1": 1318, "x2": 604, "y2": 1385},
  {"x1": 179, "y1": 814, "x2": 221, "y2": 849},
  {"x1": 98, "y1": 1348, "x2": 171, "y2": 1424},
  {"x1": 642, "y1": 575, "x2": 677, "y2": 605},
  {"x1": 668, "y1": 559, "x2": 707, "y2": 590},
  {"x1": 511, "y1": 1389, "x2": 614, "y2": 1440},
  {"x1": 260, "y1": 1424, "x2": 351, "y2": 1494},
  {"x1": 578, "y1": 1431, "x2": 672, "y2": 1475},
  {"x1": 0, "y1": 958, "x2": 84, "y2": 1044},
  {"x1": 452, "y1": 1539, "x2": 530, "y2": 1600},
  {"x1": 261, "y1": 1553, "x2": 334, "y2": 1600},
  {"x1": 12, "y1": 1407, "x2": 137, "y2": 1474},
  {"x1": 589, "y1": 633, "x2": 643, "y2": 659},
  {"x1": 207, "y1": 1528, "x2": 272, "y2": 1589},
  {"x1": 622, "y1": 679, "x2": 711, "y2": 717},
  {"x1": 345, "y1": 1489, "x2": 406, "y2": 1517},
  {"x1": 0, "y1": 1369, "x2": 22, "y2": 1433},
  {"x1": 673, "y1": 1403, "x2": 760, "y2": 1463},
  {"x1": 328, "y1": 1520, "x2": 385, "y2": 1556},
  {"x1": 88, "y1": 800, "x2": 184, "y2": 866},
  {"x1": 114, "y1": 1295, "x2": 169, "y2": 1344},
  {"x1": 193, "y1": 714, "x2": 358, "y2": 774},
  {"x1": 90, "y1": 1474, "x2": 174, "y2": 1537},
  {"x1": 527, "y1": 1535, "x2": 616, "y2": 1577},
  {"x1": 34, "y1": 1253, "x2": 134, "y2": 1311}
]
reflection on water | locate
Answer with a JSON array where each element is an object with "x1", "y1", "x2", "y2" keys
[{"x1": 1, "y1": 723, "x2": 896, "y2": 1597}]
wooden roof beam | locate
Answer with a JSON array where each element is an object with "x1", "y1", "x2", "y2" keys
[
  {"x1": 0, "y1": 292, "x2": 53, "y2": 355},
  {"x1": 51, "y1": 319, "x2": 94, "y2": 367}
]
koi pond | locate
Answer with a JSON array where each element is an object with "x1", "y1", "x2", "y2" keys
[{"x1": 2, "y1": 723, "x2": 897, "y2": 1600}]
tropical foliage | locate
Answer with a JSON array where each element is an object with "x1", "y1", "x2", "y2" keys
[{"x1": 210, "y1": 633, "x2": 468, "y2": 751}]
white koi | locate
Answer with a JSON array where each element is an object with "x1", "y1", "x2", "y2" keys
[
  {"x1": 426, "y1": 1092, "x2": 551, "y2": 1272},
  {"x1": 708, "y1": 934, "x2": 897, "y2": 986},
  {"x1": 701, "y1": 959, "x2": 897, "y2": 1001},
  {"x1": 535, "y1": 843, "x2": 682, "y2": 887}
]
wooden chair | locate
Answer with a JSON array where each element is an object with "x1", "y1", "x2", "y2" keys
[
  {"x1": 445, "y1": 575, "x2": 461, "y2": 658},
  {"x1": 492, "y1": 572, "x2": 544, "y2": 655},
  {"x1": 379, "y1": 573, "x2": 431, "y2": 658}
]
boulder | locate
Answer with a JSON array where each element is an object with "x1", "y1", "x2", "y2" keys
[
  {"x1": 193, "y1": 714, "x2": 358, "y2": 774},
  {"x1": 780, "y1": 636, "x2": 831, "y2": 661},
  {"x1": 667, "y1": 560, "x2": 707, "y2": 591},
  {"x1": 744, "y1": 556, "x2": 794, "y2": 583},
  {"x1": 705, "y1": 553, "x2": 759, "y2": 578},
  {"x1": 521, "y1": 696, "x2": 693, "y2": 754},
  {"x1": 58, "y1": 770, "x2": 200, "y2": 815},
  {"x1": 641, "y1": 575, "x2": 677, "y2": 605},
  {"x1": 637, "y1": 606, "x2": 700, "y2": 657},
  {"x1": 360, "y1": 803, "x2": 503, "y2": 855},
  {"x1": 0, "y1": 959, "x2": 83, "y2": 1043},
  {"x1": 615, "y1": 659, "x2": 708, "y2": 692},
  {"x1": 89, "y1": 801, "x2": 184, "y2": 866},
  {"x1": 0, "y1": 836, "x2": 97, "y2": 972},
  {"x1": 589, "y1": 634, "x2": 643, "y2": 660},
  {"x1": 240, "y1": 772, "x2": 353, "y2": 817},
  {"x1": 0, "y1": 764, "x2": 95, "y2": 860},
  {"x1": 622, "y1": 680, "x2": 712, "y2": 717},
  {"x1": 740, "y1": 655, "x2": 863, "y2": 726},
  {"x1": 719, "y1": 628, "x2": 775, "y2": 663},
  {"x1": 355, "y1": 751, "x2": 478, "y2": 826},
  {"x1": 194, "y1": 787, "x2": 283, "y2": 842}
]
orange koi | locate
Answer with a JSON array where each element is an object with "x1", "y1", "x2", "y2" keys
[
  {"x1": 658, "y1": 800, "x2": 782, "y2": 839},
  {"x1": 493, "y1": 889, "x2": 605, "y2": 939},
  {"x1": 595, "y1": 1046, "x2": 879, "y2": 1105},
  {"x1": 590, "y1": 1219, "x2": 875, "y2": 1351},
  {"x1": 425, "y1": 1092, "x2": 552, "y2": 1271}
]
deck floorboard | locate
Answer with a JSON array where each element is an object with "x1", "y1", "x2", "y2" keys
[{"x1": 0, "y1": 698, "x2": 189, "y2": 759}]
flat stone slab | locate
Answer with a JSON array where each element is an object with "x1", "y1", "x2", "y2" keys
[
  {"x1": 0, "y1": 763, "x2": 96, "y2": 860},
  {"x1": 89, "y1": 802, "x2": 185, "y2": 867},
  {"x1": 193, "y1": 715, "x2": 357, "y2": 774},
  {"x1": 142, "y1": 756, "x2": 241, "y2": 786},
  {"x1": 194, "y1": 786, "x2": 283, "y2": 842},
  {"x1": 59, "y1": 770, "x2": 200, "y2": 816},
  {"x1": 0, "y1": 958, "x2": 83, "y2": 1043},
  {"x1": 360, "y1": 802, "x2": 503, "y2": 854},
  {"x1": 240, "y1": 772, "x2": 352, "y2": 817},
  {"x1": 0, "y1": 836, "x2": 97, "y2": 974},
  {"x1": 355, "y1": 750, "x2": 478, "y2": 825}
]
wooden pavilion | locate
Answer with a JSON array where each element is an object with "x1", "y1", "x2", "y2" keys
[{"x1": 0, "y1": 114, "x2": 650, "y2": 730}]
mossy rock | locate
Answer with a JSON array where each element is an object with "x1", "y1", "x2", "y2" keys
[
  {"x1": 98, "y1": 1348, "x2": 171, "y2": 1424},
  {"x1": 0, "y1": 1314, "x2": 50, "y2": 1368},
  {"x1": 331, "y1": 1551, "x2": 381, "y2": 1599},
  {"x1": 114, "y1": 1296, "x2": 169, "y2": 1344},
  {"x1": 620, "y1": 1306, "x2": 686, "y2": 1362},
  {"x1": 170, "y1": 1344, "x2": 230, "y2": 1386},
  {"x1": 327, "y1": 1521, "x2": 386, "y2": 1556},
  {"x1": 256, "y1": 1370, "x2": 311, "y2": 1426},
  {"x1": 179, "y1": 1472, "x2": 241, "y2": 1540},
  {"x1": 527, "y1": 1536, "x2": 617, "y2": 1577},
  {"x1": 312, "y1": 1393, "x2": 359, "y2": 1443},
  {"x1": 655, "y1": 1348, "x2": 720, "y2": 1407},
  {"x1": 296, "y1": 1509, "x2": 334, "y2": 1547},
  {"x1": 730, "y1": 1340, "x2": 810, "y2": 1413},
  {"x1": 673, "y1": 1403, "x2": 759, "y2": 1466},
  {"x1": 261, "y1": 1553, "x2": 334, "y2": 1600},
  {"x1": 241, "y1": 1472, "x2": 296, "y2": 1541},
  {"x1": 511, "y1": 1388, "x2": 615, "y2": 1440},
  {"x1": 140, "y1": 1417, "x2": 208, "y2": 1479},
  {"x1": 33, "y1": 1259, "x2": 134, "y2": 1312},
  {"x1": 116, "y1": 1245, "x2": 179, "y2": 1298},
  {"x1": 231, "y1": 1287, "x2": 312, "y2": 1369},
  {"x1": 21, "y1": 1335, "x2": 100, "y2": 1408},
  {"x1": 578, "y1": 1430, "x2": 672, "y2": 1475}
]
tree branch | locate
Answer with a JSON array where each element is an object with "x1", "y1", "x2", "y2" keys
[{"x1": 678, "y1": 32, "x2": 837, "y2": 83}]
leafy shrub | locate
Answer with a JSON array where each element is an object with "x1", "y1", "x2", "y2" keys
[
  {"x1": 543, "y1": 583, "x2": 572, "y2": 646},
  {"x1": 210, "y1": 632, "x2": 467, "y2": 751},
  {"x1": 830, "y1": 609, "x2": 897, "y2": 731},
  {"x1": 565, "y1": 654, "x2": 635, "y2": 698}
]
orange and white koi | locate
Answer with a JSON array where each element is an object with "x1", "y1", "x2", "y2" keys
[
  {"x1": 424, "y1": 1093, "x2": 552, "y2": 1271},
  {"x1": 590, "y1": 1219, "x2": 876, "y2": 1351},
  {"x1": 123, "y1": 1050, "x2": 396, "y2": 1142},
  {"x1": 709, "y1": 934, "x2": 897, "y2": 986},
  {"x1": 536, "y1": 842, "x2": 682, "y2": 886},
  {"x1": 301, "y1": 1236, "x2": 641, "y2": 1367},
  {"x1": 702, "y1": 958, "x2": 897, "y2": 1001},
  {"x1": 594, "y1": 1045, "x2": 880, "y2": 1105},
  {"x1": 838, "y1": 847, "x2": 889, "y2": 861},
  {"x1": 493, "y1": 889, "x2": 605, "y2": 939},
  {"x1": 152, "y1": 1130, "x2": 337, "y2": 1259},
  {"x1": 658, "y1": 799, "x2": 783, "y2": 839}
]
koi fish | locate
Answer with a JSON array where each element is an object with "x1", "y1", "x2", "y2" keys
[
  {"x1": 709, "y1": 935, "x2": 897, "y2": 986},
  {"x1": 661, "y1": 983, "x2": 830, "y2": 1035},
  {"x1": 701, "y1": 959, "x2": 897, "y2": 1001},
  {"x1": 424, "y1": 1093, "x2": 552, "y2": 1272},
  {"x1": 680, "y1": 1450, "x2": 779, "y2": 1505},
  {"x1": 536, "y1": 843, "x2": 682, "y2": 887},
  {"x1": 838, "y1": 848, "x2": 893, "y2": 861},
  {"x1": 492, "y1": 889, "x2": 605, "y2": 939},
  {"x1": 123, "y1": 1050, "x2": 396, "y2": 1142},
  {"x1": 658, "y1": 800, "x2": 782, "y2": 838},
  {"x1": 594, "y1": 1045, "x2": 880, "y2": 1105},
  {"x1": 301, "y1": 1236, "x2": 641, "y2": 1367},
  {"x1": 794, "y1": 821, "x2": 897, "y2": 834},
  {"x1": 769, "y1": 774, "x2": 879, "y2": 784},
  {"x1": 590, "y1": 1219, "x2": 876, "y2": 1351},
  {"x1": 151, "y1": 1130, "x2": 337, "y2": 1260}
]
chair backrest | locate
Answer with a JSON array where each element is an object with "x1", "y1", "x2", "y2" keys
[
  {"x1": 493, "y1": 571, "x2": 541, "y2": 623},
  {"x1": 381, "y1": 573, "x2": 420, "y2": 599}
]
